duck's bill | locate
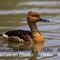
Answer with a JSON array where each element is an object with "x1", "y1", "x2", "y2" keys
[{"x1": 39, "y1": 18, "x2": 49, "y2": 22}]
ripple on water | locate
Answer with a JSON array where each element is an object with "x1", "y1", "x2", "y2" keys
[
  {"x1": 0, "y1": 1, "x2": 60, "y2": 59},
  {"x1": 17, "y1": 1, "x2": 60, "y2": 6},
  {"x1": 0, "y1": 8, "x2": 60, "y2": 15}
]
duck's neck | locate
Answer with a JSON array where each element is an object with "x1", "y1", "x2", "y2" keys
[{"x1": 28, "y1": 22, "x2": 39, "y2": 35}]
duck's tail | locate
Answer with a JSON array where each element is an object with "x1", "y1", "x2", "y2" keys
[
  {"x1": 0, "y1": 33, "x2": 8, "y2": 38},
  {"x1": 0, "y1": 33, "x2": 3, "y2": 36}
]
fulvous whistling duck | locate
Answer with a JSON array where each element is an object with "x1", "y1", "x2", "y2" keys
[{"x1": 0, "y1": 11, "x2": 49, "y2": 60}]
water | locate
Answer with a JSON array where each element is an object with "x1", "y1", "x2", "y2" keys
[
  {"x1": 17, "y1": 1, "x2": 60, "y2": 6},
  {"x1": 0, "y1": 0, "x2": 60, "y2": 60}
]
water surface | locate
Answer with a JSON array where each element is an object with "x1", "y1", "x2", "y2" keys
[{"x1": 0, "y1": 0, "x2": 60, "y2": 60}]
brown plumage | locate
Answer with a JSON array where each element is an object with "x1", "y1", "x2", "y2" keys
[{"x1": 1, "y1": 11, "x2": 49, "y2": 60}]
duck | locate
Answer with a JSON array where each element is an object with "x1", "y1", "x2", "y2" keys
[{"x1": 0, "y1": 11, "x2": 49, "y2": 60}]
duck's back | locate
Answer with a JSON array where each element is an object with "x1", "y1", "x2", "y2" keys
[{"x1": 5, "y1": 30, "x2": 32, "y2": 41}]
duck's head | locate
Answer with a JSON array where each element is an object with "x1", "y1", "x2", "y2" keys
[{"x1": 27, "y1": 11, "x2": 49, "y2": 23}]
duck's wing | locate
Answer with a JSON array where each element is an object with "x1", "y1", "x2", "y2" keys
[
  {"x1": 2, "y1": 30, "x2": 33, "y2": 49},
  {"x1": 5, "y1": 30, "x2": 33, "y2": 41}
]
